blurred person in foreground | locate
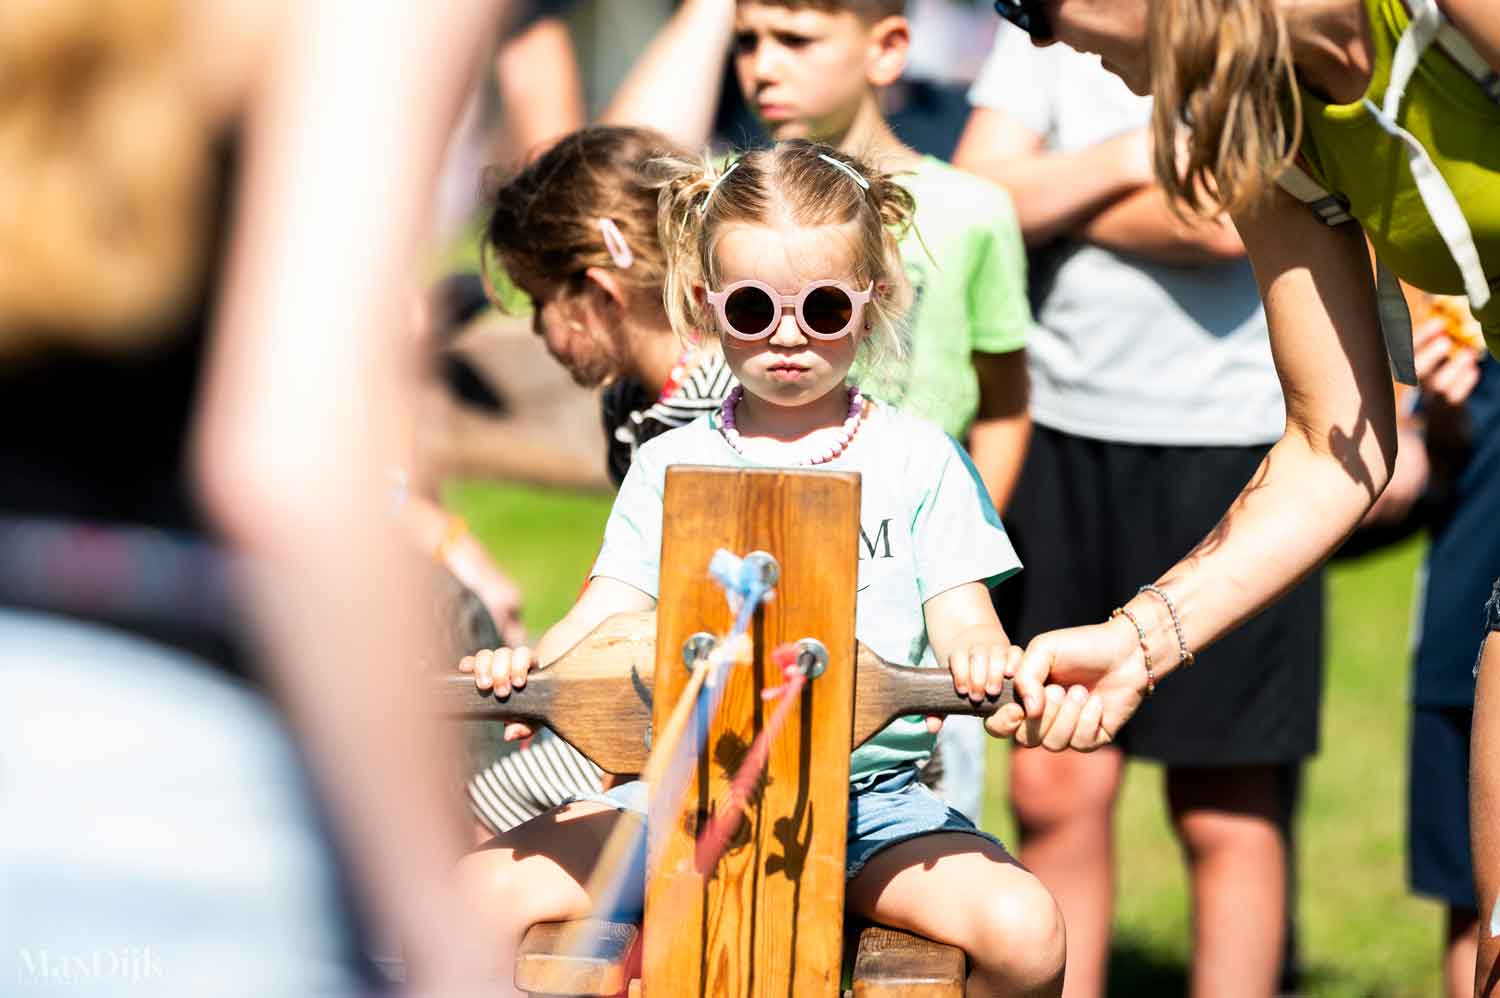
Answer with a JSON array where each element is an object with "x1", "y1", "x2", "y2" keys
[
  {"x1": 0, "y1": 0, "x2": 505, "y2": 993},
  {"x1": 955, "y1": 24, "x2": 1321, "y2": 998}
]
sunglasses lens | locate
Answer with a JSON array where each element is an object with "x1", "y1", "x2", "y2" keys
[
  {"x1": 802, "y1": 285, "x2": 854, "y2": 335},
  {"x1": 724, "y1": 285, "x2": 776, "y2": 336}
]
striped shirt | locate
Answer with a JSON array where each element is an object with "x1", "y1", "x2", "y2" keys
[
  {"x1": 601, "y1": 351, "x2": 735, "y2": 487},
  {"x1": 466, "y1": 350, "x2": 735, "y2": 834}
]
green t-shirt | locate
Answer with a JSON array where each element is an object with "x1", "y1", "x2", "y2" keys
[
  {"x1": 1296, "y1": 0, "x2": 1500, "y2": 354},
  {"x1": 854, "y1": 156, "x2": 1033, "y2": 438}
]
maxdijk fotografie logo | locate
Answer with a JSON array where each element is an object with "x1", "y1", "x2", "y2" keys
[{"x1": 16, "y1": 947, "x2": 163, "y2": 988}]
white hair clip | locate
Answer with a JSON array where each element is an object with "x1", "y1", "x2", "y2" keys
[
  {"x1": 699, "y1": 161, "x2": 742, "y2": 216},
  {"x1": 597, "y1": 218, "x2": 633, "y2": 269},
  {"x1": 818, "y1": 153, "x2": 870, "y2": 190}
]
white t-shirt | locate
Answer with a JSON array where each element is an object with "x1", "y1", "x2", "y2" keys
[
  {"x1": 968, "y1": 26, "x2": 1287, "y2": 446},
  {"x1": 591, "y1": 402, "x2": 1022, "y2": 780}
]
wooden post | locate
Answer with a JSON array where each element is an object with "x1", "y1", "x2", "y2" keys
[{"x1": 643, "y1": 467, "x2": 860, "y2": 998}]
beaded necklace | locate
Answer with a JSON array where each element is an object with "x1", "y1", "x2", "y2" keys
[{"x1": 719, "y1": 384, "x2": 865, "y2": 466}]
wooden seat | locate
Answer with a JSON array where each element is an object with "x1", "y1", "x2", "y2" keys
[
  {"x1": 514, "y1": 919, "x2": 962, "y2": 998},
  {"x1": 851, "y1": 923, "x2": 965, "y2": 997},
  {"x1": 515, "y1": 920, "x2": 638, "y2": 997}
]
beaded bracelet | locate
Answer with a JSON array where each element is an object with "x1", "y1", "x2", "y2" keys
[
  {"x1": 1110, "y1": 606, "x2": 1156, "y2": 697},
  {"x1": 1138, "y1": 584, "x2": 1194, "y2": 669}
]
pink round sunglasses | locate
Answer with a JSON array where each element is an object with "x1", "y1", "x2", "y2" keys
[{"x1": 705, "y1": 279, "x2": 873, "y2": 341}]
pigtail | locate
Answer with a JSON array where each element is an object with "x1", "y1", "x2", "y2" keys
[{"x1": 647, "y1": 152, "x2": 731, "y2": 342}]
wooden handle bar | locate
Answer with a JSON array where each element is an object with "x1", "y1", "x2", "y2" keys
[{"x1": 433, "y1": 612, "x2": 1017, "y2": 774}]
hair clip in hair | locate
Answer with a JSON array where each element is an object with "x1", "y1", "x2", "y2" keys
[
  {"x1": 699, "y1": 161, "x2": 742, "y2": 216},
  {"x1": 817, "y1": 153, "x2": 870, "y2": 190},
  {"x1": 597, "y1": 218, "x2": 634, "y2": 269}
]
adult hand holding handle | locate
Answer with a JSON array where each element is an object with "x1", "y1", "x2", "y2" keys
[{"x1": 986, "y1": 615, "x2": 1150, "y2": 752}]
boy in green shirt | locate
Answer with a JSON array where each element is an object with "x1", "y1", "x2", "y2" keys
[{"x1": 602, "y1": 0, "x2": 1032, "y2": 512}]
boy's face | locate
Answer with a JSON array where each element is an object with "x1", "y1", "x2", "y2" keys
[{"x1": 732, "y1": 4, "x2": 906, "y2": 142}]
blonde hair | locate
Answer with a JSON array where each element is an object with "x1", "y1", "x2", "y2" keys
[
  {"x1": 652, "y1": 141, "x2": 914, "y2": 366},
  {"x1": 1148, "y1": 0, "x2": 1302, "y2": 217},
  {"x1": 0, "y1": 0, "x2": 211, "y2": 356}
]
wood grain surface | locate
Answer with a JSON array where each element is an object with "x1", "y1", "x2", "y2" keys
[
  {"x1": 850, "y1": 923, "x2": 965, "y2": 997},
  {"x1": 642, "y1": 467, "x2": 859, "y2": 998},
  {"x1": 434, "y1": 627, "x2": 1015, "y2": 774}
]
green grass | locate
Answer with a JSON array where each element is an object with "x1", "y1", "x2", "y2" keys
[{"x1": 448, "y1": 478, "x2": 1441, "y2": 996}]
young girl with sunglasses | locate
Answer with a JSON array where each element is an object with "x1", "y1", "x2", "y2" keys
[{"x1": 456, "y1": 140, "x2": 1066, "y2": 997}]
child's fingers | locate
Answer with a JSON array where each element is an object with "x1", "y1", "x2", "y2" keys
[
  {"x1": 503, "y1": 722, "x2": 534, "y2": 741},
  {"x1": 1041, "y1": 685, "x2": 1089, "y2": 751},
  {"x1": 983, "y1": 644, "x2": 1010, "y2": 698},
  {"x1": 925, "y1": 715, "x2": 945, "y2": 734},
  {"x1": 458, "y1": 654, "x2": 476, "y2": 674},
  {"x1": 472, "y1": 649, "x2": 494, "y2": 691},
  {"x1": 509, "y1": 646, "x2": 534, "y2": 690},
  {"x1": 967, "y1": 647, "x2": 994, "y2": 703},
  {"x1": 949, "y1": 649, "x2": 971, "y2": 698}
]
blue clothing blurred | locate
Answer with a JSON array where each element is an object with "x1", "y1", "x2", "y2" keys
[{"x1": 1412, "y1": 357, "x2": 1500, "y2": 708}]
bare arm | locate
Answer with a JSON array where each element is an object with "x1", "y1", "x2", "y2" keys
[
  {"x1": 1079, "y1": 186, "x2": 1247, "y2": 266},
  {"x1": 995, "y1": 190, "x2": 1398, "y2": 750},
  {"x1": 534, "y1": 577, "x2": 656, "y2": 666},
  {"x1": 459, "y1": 577, "x2": 654, "y2": 739},
  {"x1": 967, "y1": 349, "x2": 1030, "y2": 514},
  {"x1": 1442, "y1": 0, "x2": 1500, "y2": 69},
  {"x1": 495, "y1": 15, "x2": 585, "y2": 161},
  {"x1": 598, "y1": 0, "x2": 736, "y2": 149},
  {"x1": 924, "y1": 581, "x2": 1017, "y2": 705},
  {"x1": 952, "y1": 107, "x2": 1152, "y2": 247},
  {"x1": 193, "y1": 0, "x2": 502, "y2": 984}
]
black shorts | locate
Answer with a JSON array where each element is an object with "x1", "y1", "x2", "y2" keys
[
  {"x1": 1408, "y1": 706, "x2": 1476, "y2": 910},
  {"x1": 994, "y1": 425, "x2": 1324, "y2": 766}
]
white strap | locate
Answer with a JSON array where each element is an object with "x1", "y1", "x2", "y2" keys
[
  {"x1": 1361, "y1": 101, "x2": 1492, "y2": 309},
  {"x1": 1438, "y1": 21, "x2": 1500, "y2": 99},
  {"x1": 1275, "y1": 163, "x2": 1355, "y2": 225},
  {"x1": 1383, "y1": 0, "x2": 1444, "y2": 120},
  {"x1": 1364, "y1": 0, "x2": 1491, "y2": 310},
  {"x1": 1402, "y1": 0, "x2": 1500, "y2": 100}
]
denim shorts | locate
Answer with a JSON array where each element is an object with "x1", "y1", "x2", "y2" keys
[{"x1": 568, "y1": 765, "x2": 1002, "y2": 922}]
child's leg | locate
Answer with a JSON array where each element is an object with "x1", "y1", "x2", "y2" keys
[
  {"x1": 846, "y1": 833, "x2": 1066, "y2": 998},
  {"x1": 457, "y1": 800, "x2": 644, "y2": 994}
]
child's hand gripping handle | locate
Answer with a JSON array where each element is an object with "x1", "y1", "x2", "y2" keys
[
  {"x1": 433, "y1": 611, "x2": 657, "y2": 775},
  {"x1": 851, "y1": 646, "x2": 1019, "y2": 750}
]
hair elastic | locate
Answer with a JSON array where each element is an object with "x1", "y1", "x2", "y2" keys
[
  {"x1": 597, "y1": 218, "x2": 633, "y2": 269},
  {"x1": 698, "y1": 161, "x2": 741, "y2": 216},
  {"x1": 817, "y1": 153, "x2": 870, "y2": 190}
]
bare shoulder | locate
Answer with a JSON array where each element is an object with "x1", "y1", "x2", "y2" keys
[{"x1": 1439, "y1": 0, "x2": 1500, "y2": 71}]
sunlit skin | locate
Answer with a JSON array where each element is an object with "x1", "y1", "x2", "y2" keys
[
  {"x1": 700, "y1": 220, "x2": 866, "y2": 439},
  {"x1": 1031, "y1": 0, "x2": 1152, "y2": 94},
  {"x1": 732, "y1": 3, "x2": 903, "y2": 143},
  {"x1": 514, "y1": 273, "x2": 628, "y2": 388}
]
